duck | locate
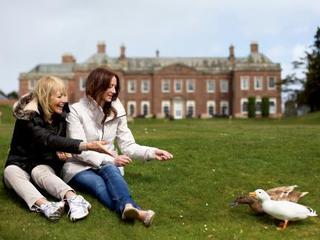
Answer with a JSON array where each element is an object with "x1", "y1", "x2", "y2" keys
[
  {"x1": 249, "y1": 189, "x2": 317, "y2": 229},
  {"x1": 231, "y1": 185, "x2": 308, "y2": 214}
]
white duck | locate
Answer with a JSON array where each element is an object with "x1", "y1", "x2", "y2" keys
[{"x1": 249, "y1": 189, "x2": 317, "y2": 229}]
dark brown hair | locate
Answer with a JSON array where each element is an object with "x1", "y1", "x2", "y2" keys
[{"x1": 86, "y1": 67, "x2": 120, "y2": 123}]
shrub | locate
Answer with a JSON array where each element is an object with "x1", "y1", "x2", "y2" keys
[
  {"x1": 261, "y1": 97, "x2": 270, "y2": 117},
  {"x1": 248, "y1": 96, "x2": 256, "y2": 118}
]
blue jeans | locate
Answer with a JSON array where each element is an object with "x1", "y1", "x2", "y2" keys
[{"x1": 69, "y1": 164, "x2": 140, "y2": 215}]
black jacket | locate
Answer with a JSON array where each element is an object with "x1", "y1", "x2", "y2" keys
[{"x1": 5, "y1": 94, "x2": 82, "y2": 174}]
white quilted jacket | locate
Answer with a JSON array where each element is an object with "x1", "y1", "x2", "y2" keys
[{"x1": 62, "y1": 97, "x2": 156, "y2": 182}]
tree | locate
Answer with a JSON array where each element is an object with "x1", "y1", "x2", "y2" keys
[
  {"x1": 248, "y1": 96, "x2": 256, "y2": 118},
  {"x1": 0, "y1": 89, "x2": 6, "y2": 97},
  {"x1": 7, "y1": 91, "x2": 18, "y2": 99},
  {"x1": 281, "y1": 27, "x2": 320, "y2": 113},
  {"x1": 303, "y1": 27, "x2": 320, "y2": 112}
]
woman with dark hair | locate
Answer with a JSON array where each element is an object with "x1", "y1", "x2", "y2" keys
[
  {"x1": 62, "y1": 67, "x2": 173, "y2": 227},
  {"x1": 3, "y1": 76, "x2": 112, "y2": 221}
]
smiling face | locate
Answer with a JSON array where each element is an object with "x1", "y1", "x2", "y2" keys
[
  {"x1": 101, "y1": 76, "x2": 117, "y2": 103},
  {"x1": 49, "y1": 90, "x2": 67, "y2": 115}
]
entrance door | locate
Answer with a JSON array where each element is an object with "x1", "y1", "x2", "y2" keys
[{"x1": 173, "y1": 100, "x2": 183, "y2": 119}]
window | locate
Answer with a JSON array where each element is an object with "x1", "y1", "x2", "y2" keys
[
  {"x1": 207, "y1": 80, "x2": 215, "y2": 93},
  {"x1": 207, "y1": 101, "x2": 215, "y2": 116},
  {"x1": 220, "y1": 101, "x2": 229, "y2": 116},
  {"x1": 161, "y1": 80, "x2": 170, "y2": 93},
  {"x1": 240, "y1": 76, "x2": 249, "y2": 90},
  {"x1": 220, "y1": 80, "x2": 229, "y2": 93},
  {"x1": 254, "y1": 77, "x2": 263, "y2": 90},
  {"x1": 269, "y1": 98, "x2": 276, "y2": 114},
  {"x1": 127, "y1": 80, "x2": 136, "y2": 93},
  {"x1": 241, "y1": 98, "x2": 248, "y2": 113},
  {"x1": 186, "y1": 79, "x2": 195, "y2": 92},
  {"x1": 268, "y1": 77, "x2": 276, "y2": 89},
  {"x1": 28, "y1": 79, "x2": 37, "y2": 91},
  {"x1": 141, "y1": 80, "x2": 150, "y2": 93},
  {"x1": 80, "y1": 77, "x2": 86, "y2": 91},
  {"x1": 161, "y1": 101, "x2": 171, "y2": 117},
  {"x1": 140, "y1": 101, "x2": 150, "y2": 116},
  {"x1": 186, "y1": 100, "x2": 195, "y2": 118},
  {"x1": 127, "y1": 101, "x2": 136, "y2": 117},
  {"x1": 174, "y1": 80, "x2": 183, "y2": 92}
]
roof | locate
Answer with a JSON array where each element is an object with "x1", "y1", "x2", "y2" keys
[{"x1": 21, "y1": 51, "x2": 281, "y2": 78}]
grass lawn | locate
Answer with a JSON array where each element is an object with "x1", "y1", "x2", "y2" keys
[{"x1": 0, "y1": 111, "x2": 320, "y2": 239}]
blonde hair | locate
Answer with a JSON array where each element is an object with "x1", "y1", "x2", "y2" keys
[{"x1": 33, "y1": 76, "x2": 67, "y2": 122}]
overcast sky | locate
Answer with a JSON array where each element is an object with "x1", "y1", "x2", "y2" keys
[{"x1": 0, "y1": 0, "x2": 319, "y2": 93}]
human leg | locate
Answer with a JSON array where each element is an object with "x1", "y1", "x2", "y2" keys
[
  {"x1": 4, "y1": 165, "x2": 64, "y2": 220},
  {"x1": 31, "y1": 165, "x2": 91, "y2": 221},
  {"x1": 98, "y1": 165, "x2": 156, "y2": 225},
  {"x1": 4, "y1": 165, "x2": 47, "y2": 210},
  {"x1": 97, "y1": 164, "x2": 140, "y2": 214},
  {"x1": 69, "y1": 169, "x2": 116, "y2": 211},
  {"x1": 31, "y1": 165, "x2": 73, "y2": 199}
]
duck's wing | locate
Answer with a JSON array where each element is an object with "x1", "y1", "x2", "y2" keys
[
  {"x1": 282, "y1": 191, "x2": 309, "y2": 202},
  {"x1": 267, "y1": 185, "x2": 298, "y2": 193}
]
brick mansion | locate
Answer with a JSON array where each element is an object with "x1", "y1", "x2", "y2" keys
[{"x1": 19, "y1": 42, "x2": 281, "y2": 119}]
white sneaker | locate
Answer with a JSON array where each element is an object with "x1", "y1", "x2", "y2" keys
[
  {"x1": 39, "y1": 201, "x2": 65, "y2": 221},
  {"x1": 67, "y1": 195, "x2": 91, "y2": 222},
  {"x1": 121, "y1": 203, "x2": 139, "y2": 220},
  {"x1": 143, "y1": 210, "x2": 155, "y2": 227}
]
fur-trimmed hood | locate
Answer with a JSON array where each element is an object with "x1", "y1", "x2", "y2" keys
[
  {"x1": 13, "y1": 93, "x2": 39, "y2": 120},
  {"x1": 13, "y1": 93, "x2": 70, "y2": 121}
]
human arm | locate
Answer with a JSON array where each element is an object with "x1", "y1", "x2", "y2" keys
[
  {"x1": 116, "y1": 116, "x2": 173, "y2": 161},
  {"x1": 25, "y1": 119, "x2": 82, "y2": 154},
  {"x1": 24, "y1": 119, "x2": 112, "y2": 156}
]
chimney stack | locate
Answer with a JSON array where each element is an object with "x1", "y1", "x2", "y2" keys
[
  {"x1": 120, "y1": 44, "x2": 126, "y2": 59},
  {"x1": 97, "y1": 41, "x2": 106, "y2": 54},
  {"x1": 250, "y1": 42, "x2": 259, "y2": 54},
  {"x1": 62, "y1": 53, "x2": 76, "y2": 63},
  {"x1": 229, "y1": 45, "x2": 235, "y2": 65}
]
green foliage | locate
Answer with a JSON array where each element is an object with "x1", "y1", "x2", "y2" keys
[
  {"x1": 1, "y1": 118, "x2": 320, "y2": 240},
  {"x1": 248, "y1": 96, "x2": 256, "y2": 118},
  {"x1": 303, "y1": 27, "x2": 320, "y2": 112},
  {"x1": 7, "y1": 91, "x2": 18, "y2": 100},
  {"x1": 282, "y1": 26, "x2": 320, "y2": 113},
  {"x1": 261, "y1": 97, "x2": 270, "y2": 117}
]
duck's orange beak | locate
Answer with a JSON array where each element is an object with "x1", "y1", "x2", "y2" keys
[{"x1": 249, "y1": 192, "x2": 256, "y2": 197}]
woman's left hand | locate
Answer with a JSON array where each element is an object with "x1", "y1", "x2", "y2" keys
[{"x1": 154, "y1": 149, "x2": 173, "y2": 161}]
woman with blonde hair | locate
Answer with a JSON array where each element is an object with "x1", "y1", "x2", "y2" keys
[{"x1": 4, "y1": 76, "x2": 111, "y2": 221}]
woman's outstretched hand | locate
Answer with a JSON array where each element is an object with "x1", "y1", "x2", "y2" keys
[
  {"x1": 154, "y1": 149, "x2": 173, "y2": 161},
  {"x1": 86, "y1": 140, "x2": 115, "y2": 157},
  {"x1": 114, "y1": 155, "x2": 132, "y2": 167}
]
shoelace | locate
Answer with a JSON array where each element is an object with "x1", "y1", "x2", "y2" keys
[{"x1": 69, "y1": 197, "x2": 90, "y2": 209}]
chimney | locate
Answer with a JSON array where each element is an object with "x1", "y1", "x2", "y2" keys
[
  {"x1": 156, "y1": 49, "x2": 160, "y2": 58},
  {"x1": 97, "y1": 41, "x2": 106, "y2": 54},
  {"x1": 250, "y1": 42, "x2": 259, "y2": 54},
  {"x1": 120, "y1": 44, "x2": 126, "y2": 59},
  {"x1": 229, "y1": 45, "x2": 235, "y2": 65},
  {"x1": 62, "y1": 53, "x2": 76, "y2": 63}
]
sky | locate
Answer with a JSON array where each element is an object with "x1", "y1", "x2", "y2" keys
[{"x1": 0, "y1": 0, "x2": 319, "y2": 94}]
